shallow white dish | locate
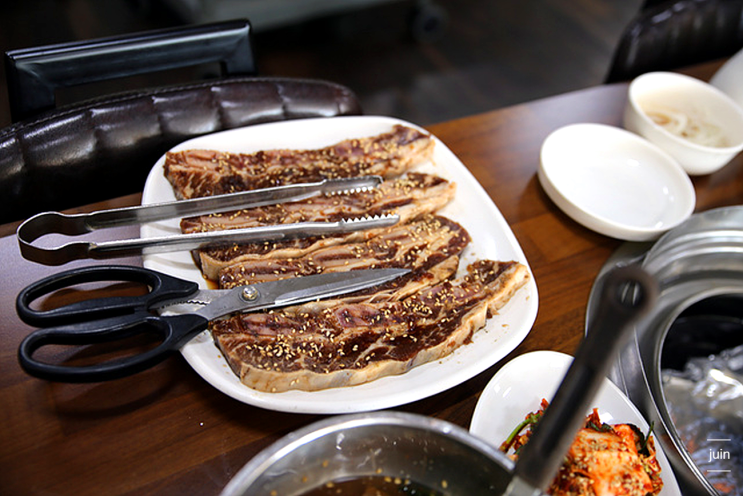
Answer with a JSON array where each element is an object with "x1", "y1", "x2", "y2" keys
[
  {"x1": 539, "y1": 123, "x2": 695, "y2": 241},
  {"x1": 140, "y1": 115, "x2": 538, "y2": 414},
  {"x1": 469, "y1": 350, "x2": 681, "y2": 495}
]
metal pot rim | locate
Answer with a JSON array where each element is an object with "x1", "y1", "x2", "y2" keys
[
  {"x1": 595, "y1": 205, "x2": 743, "y2": 495},
  {"x1": 220, "y1": 411, "x2": 514, "y2": 496}
]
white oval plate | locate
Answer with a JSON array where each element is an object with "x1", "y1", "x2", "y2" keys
[
  {"x1": 539, "y1": 123, "x2": 695, "y2": 241},
  {"x1": 140, "y1": 115, "x2": 538, "y2": 414},
  {"x1": 469, "y1": 350, "x2": 681, "y2": 495}
]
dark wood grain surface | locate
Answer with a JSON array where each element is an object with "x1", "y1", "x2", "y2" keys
[{"x1": 2, "y1": 61, "x2": 741, "y2": 495}]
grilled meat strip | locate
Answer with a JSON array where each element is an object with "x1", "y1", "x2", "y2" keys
[
  {"x1": 282, "y1": 255, "x2": 461, "y2": 313},
  {"x1": 216, "y1": 215, "x2": 469, "y2": 312},
  {"x1": 180, "y1": 172, "x2": 452, "y2": 234},
  {"x1": 211, "y1": 259, "x2": 530, "y2": 392},
  {"x1": 164, "y1": 125, "x2": 434, "y2": 199},
  {"x1": 196, "y1": 175, "x2": 456, "y2": 280},
  {"x1": 219, "y1": 215, "x2": 470, "y2": 288}
]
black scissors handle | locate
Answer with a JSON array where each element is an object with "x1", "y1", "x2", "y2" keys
[
  {"x1": 16, "y1": 265, "x2": 205, "y2": 382},
  {"x1": 16, "y1": 265, "x2": 199, "y2": 327},
  {"x1": 18, "y1": 311, "x2": 208, "y2": 382}
]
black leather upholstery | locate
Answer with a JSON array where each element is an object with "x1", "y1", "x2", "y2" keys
[
  {"x1": 1, "y1": 19, "x2": 363, "y2": 224},
  {"x1": 605, "y1": 0, "x2": 743, "y2": 83},
  {"x1": 0, "y1": 77, "x2": 362, "y2": 223}
]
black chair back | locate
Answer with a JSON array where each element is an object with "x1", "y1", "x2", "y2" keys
[
  {"x1": 1, "y1": 20, "x2": 362, "y2": 224},
  {"x1": 605, "y1": 0, "x2": 743, "y2": 83}
]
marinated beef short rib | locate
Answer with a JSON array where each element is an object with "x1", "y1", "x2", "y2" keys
[
  {"x1": 180, "y1": 172, "x2": 452, "y2": 234},
  {"x1": 218, "y1": 215, "x2": 470, "y2": 288},
  {"x1": 164, "y1": 125, "x2": 434, "y2": 199},
  {"x1": 211, "y1": 259, "x2": 530, "y2": 392},
  {"x1": 283, "y1": 255, "x2": 461, "y2": 312},
  {"x1": 196, "y1": 175, "x2": 456, "y2": 280},
  {"x1": 216, "y1": 215, "x2": 470, "y2": 312}
]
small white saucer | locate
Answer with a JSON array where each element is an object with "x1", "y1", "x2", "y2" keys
[{"x1": 538, "y1": 123, "x2": 695, "y2": 241}]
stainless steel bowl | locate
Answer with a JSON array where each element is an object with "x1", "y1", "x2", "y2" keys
[
  {"x1": 591, "y1": 206, "x2": 743, "y2": 494},
  {"x1": 220, "y1": 411, "x2": 516, "y2": 496}
]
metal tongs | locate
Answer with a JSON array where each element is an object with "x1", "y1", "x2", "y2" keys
[{"x1": 18, "y1": 176, "x2": 398, "y2": 266}]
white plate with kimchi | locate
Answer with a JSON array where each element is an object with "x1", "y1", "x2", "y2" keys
[
  {"x1": 470, "y1": 350, "x2": 680, "y2": 495},
  {"x1": 140, "y1": 115, "x2": 538, "y2": 414}
]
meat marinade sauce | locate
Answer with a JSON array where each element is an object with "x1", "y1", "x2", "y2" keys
[{"x1": 298, "y1": 475, "x2": 445, "y2": 496}]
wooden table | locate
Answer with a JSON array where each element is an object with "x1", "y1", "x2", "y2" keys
[{"x1": 2, "y1": 61, "x2": 740, "y2": 495}]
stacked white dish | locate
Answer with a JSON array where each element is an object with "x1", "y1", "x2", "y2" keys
[{"x1": 538, "y1": 60, "x2": 743, "y2": 241}]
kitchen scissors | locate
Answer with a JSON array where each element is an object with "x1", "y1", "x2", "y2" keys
[{"x1": 17, "y1": 264, "x2": 408, "y2": 382}]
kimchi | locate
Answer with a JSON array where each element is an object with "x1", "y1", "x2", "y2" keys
[{"x1": 500, "y1": 399, "x2": 663, "y2": 496}]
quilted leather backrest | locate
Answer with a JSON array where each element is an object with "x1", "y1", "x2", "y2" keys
[
  {"x1": 0, "y1": 77, "x2": 362, "y2": 224},
  {"x1": 605, "y1": 0, "x2": 743, "y2": 83}
]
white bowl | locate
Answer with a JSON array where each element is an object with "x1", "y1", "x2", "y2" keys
[
  {"x1": 539, "y1": 123, "x2": 695, "y2": 241},
  {"x1": 624, "y1": 71, "x2": 743, "y2": 175}
]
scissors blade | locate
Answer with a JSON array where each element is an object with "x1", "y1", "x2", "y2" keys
[{"x1": 196, "y1": 268, "x2": 410, "y2": 321}]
